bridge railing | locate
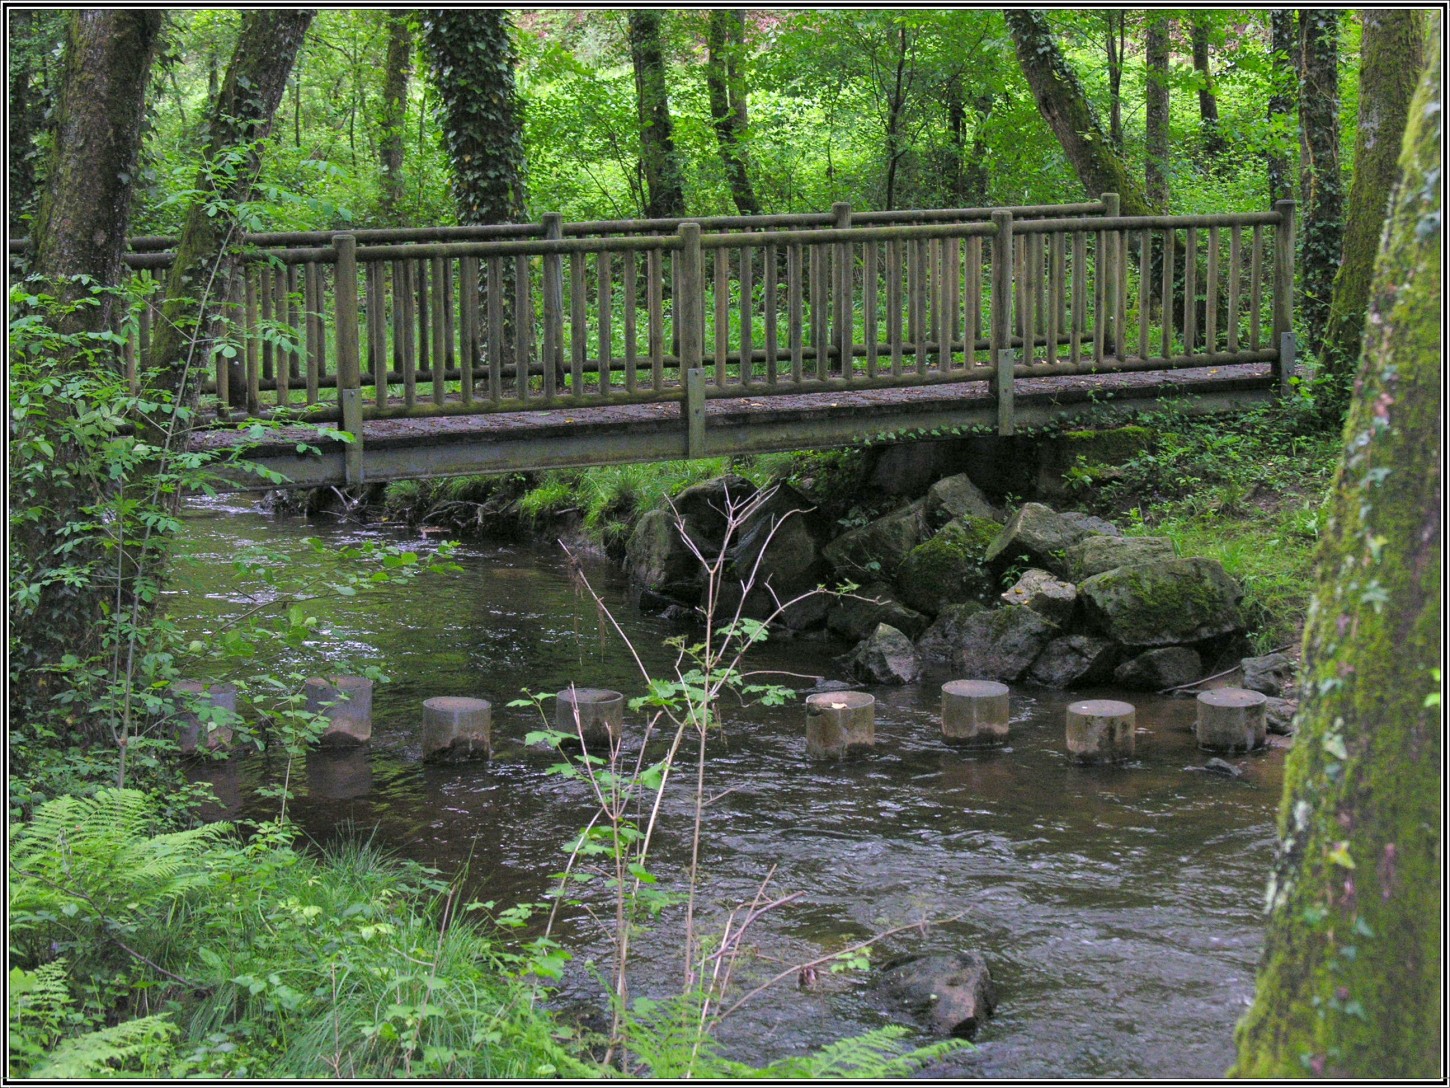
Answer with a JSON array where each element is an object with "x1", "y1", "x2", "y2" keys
[{"x1": 11, "y1": 196, "x2": 1295, "y2": 454}]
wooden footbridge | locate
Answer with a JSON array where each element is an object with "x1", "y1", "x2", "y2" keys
[{"x1": 96, "y1": 195, "x2": 1296, "y2": 489}]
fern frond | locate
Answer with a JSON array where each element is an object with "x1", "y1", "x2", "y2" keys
[
  {"x1": 756, "y1": 1025, "x2": 970, "y2": 1079},
  {"x1": 29, "y1": 1014, "x2": 177, "y2": 1078}
]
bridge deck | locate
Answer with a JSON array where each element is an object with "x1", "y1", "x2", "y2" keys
[{"x1": 201, "y1": 360, "x2": 1275, "y2": 490}]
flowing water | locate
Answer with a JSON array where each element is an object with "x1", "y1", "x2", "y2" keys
[{"x1": 171, "y1": 494, "x2": 1286, "y2": 1078}]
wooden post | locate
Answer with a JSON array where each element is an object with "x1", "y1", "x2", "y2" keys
[
  {"x1": 833, "y1": 201, "x2": 852, "y2": 379},
  {"x1": 1101, "y1": 193, "x2": 1119, "y2": 355},
  {"x1": 1272, "y1": 199, "x2": 1296, "y2": 393},
  {"x1": 334, "y1": 233, "x2": 364, "y2": 486},
  {"x1": 678, "y1": 222, "x2": 704, "y2": 434},
  {"x1": 542, "y1": 212, "x2": 564, "y2": 399},
  {"x1": 991, "y1": 210, "x2": 1015, "y2": 436}
]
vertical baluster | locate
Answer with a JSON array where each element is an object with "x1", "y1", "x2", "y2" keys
[
  {"x1": 443, "y1": 258, "x2": 456, "y2": 375},
  {"x1": 1044, "y1": 234, "x2": 1059, "y2": 366},
  {"x1": 991, "y1": 211, "x2": 1015, "y2": 434},
  {"x1": 415, "y1": 257, "x2": 431, "y2": 397},
  {"x1": 459, "y1": 255, "x2": 477, "y2": 405},
  {"x1": 570, "y1": 250, "x2": 586, "y2": 400},
  {"x1": 399, "y1": 261, "x2": 416, "y2": 408},
  {"x1": 929, "y1": 237, "x2": 943, "y2": 371},
  {"x1": 968, "y1": 236, "x2": 982, "y2": 365},
  {"x1": 1014, "y1": 235, "x2": 1026, "y2": 345},
  {"x1": 1249, "y1": 225, "x2": 1263, "y2": 349},
  {"x1": 367, "y1": 262, "x2": 385, "y2": 407},
  {"x1": 624, "y1": 249, "x2": 638, "y2": 393},
  {"x1": 1092, "y1": 230, "x2": 1106, "y2": 364},
  {"x1": 389, "y1": 259, "x2": 403, "y2": 389},
  {"x1": 276, "y1": 264, "x2": 292, "y2": 408},
  {"x1": 810, "y1": 244, "x2": 826, "y2": 378},
  {"x1": 514, "y1": 253, "x2": 532, "y2": 400},
  {"x1": 714, "y1": 248, "x2": 729, "y2": 384},
  {"x1": 863, "y1": 241, "x2": 878, "y2": 379},
  {"x1": 1227, "y1": 225, "x2": 1241, "y2": 353},
  {"x1": 1205, "y1": 226, "x2": 1220, "y2": 352},
  {"x1": 304, "y1": 263, "x2": 322, "y2": 405},
  {"x1": 1071, "y1": 231, "x2": 1086, "y2": 365},
  {"x1": 1183, "y1": 226, "x2": 1198, "y2": 355},
  {"x1": 839, "y1": 237, "x2": 854, "y2": 380},
  {"x1": 764, "y1": 242, "x2": 778, "y2": 385},
  {"x1": 946, "y1": 235, "x2": 961, "y2": 370},
  {"x1": 1025, "y1": 233, "x2": 1041, "y2": 364},
  {"x1": 487, "y1": 256, "x2": 504, "y2": 403},
  {"x1": 740, "y1": 243, "x2": 754, "y2": 384},
  {"x1": 1032, "y1": 233, "x2": 1046, "y2": 354},
  {"x1": 288, "y1": 264, "x2": 302, "y2": 383},
  {"x1": 1138, "y1": 230, "x2": 1151, "y2": 360},
  {"x1": 1161, "y1": 230, "x2": 1175, "y2": 358},
  {"x1": 1115, "y1": 227, "x2": 1128, "y2": 359},
  {"x1": 431, "y1": 255, "x2": 447, "y2": 404},
  {"x1": 907, "y1": 238, "x2": 923, "y2": 375},
  {"x1": 887, "y1": 239, "x2": 903, "y2": 377},
  {"x1": 245, "y1": 266, "x2": 260, "y2": 415},
  {"x1": 647, "y1": 247, "x2": 663, "y2": 391},
  {"x1": 788, "y1": 243, "x2": 803, "y2": 383},
  {"x1": 258, "y1": 264, "x2": 274, "y2": 385},
  {"x1": 542, "y1": 249, "x2": 561, "y2": 404},
  {"x1": 597, "y1": 251, "x2": 612, "y2": 394}
]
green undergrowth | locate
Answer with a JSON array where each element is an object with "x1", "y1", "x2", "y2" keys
[{"x1": 1080, "y1": 402, "x2": 1340, "y2": 653}]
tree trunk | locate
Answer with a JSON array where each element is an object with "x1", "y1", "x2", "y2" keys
[
  {"x1": 1004, "y1": 10, "x2": 1151, "y2": 215},
  {"x1": 1105, "y1": 11, "x2": 1125, "y2": 152},
  {"x1": 1266, "y1": 10, "x2": 1297, "y2": 205},
  {"x1": 1145, "y1": 12, "x2": 1172, "y2": 212},
  {"x1": 882, "y1": 25, "x2": 912, "y2": 211},
  {"x1": 7, "y1": 9, "x2": 63, "y2": 236},
  {"x1": 942, "y1": 74, "x2": 967, "y2": 205},
  {"x1": 960, "y1": 95, "x2": 994, "y2": 208},
  {"x1": 27, "y1": 11, "x2": 163, "y2": 336},
  {"x1": 1321, "y1": 10, "x2": 1426, "y2": 405},
  {"x1": 378, "y1": 13, "x2": 412, "y2": 221},
  {"x1": 1232, "y1": 19, "x2": 1442, "y2": 1076},
  {"x1": 1297, "y1": 9, "x2": 1343, "y2": 358},
  {"x1": 1190, "y1": 13, "x2": 1227, "y2": 164},
  {"x1": 144, "y1": 11, "x2": 314, "y2": 410},
  {"x1": 421, "y1": 10, "x2": 527, "y2": 225},
  {"x1": 705, "y1": 9, "x2": 759, "y2": 216},
  {"x1": 628, "y1": 10, "x2": 686, "y2": 219}
]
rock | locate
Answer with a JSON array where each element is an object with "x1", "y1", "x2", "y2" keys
[
  {"x1": 821, "y1": 501, "x2": 927, "y2": 581},
  {"x1": 1113, "y1": 646, "x2": 1203, "y2": 690},
  {"x1": 1063, "y1": 535, "x2": 1177, "y2": 581},
  {"x1": 1059, "y1": 511, "x2": 1123, "y2": 538},
  {"x1": 672, "y1": 474, "x2": 758, "y2": 551},
  {"x1": 924, "y1": 473, "x2": 1002, "y2": 528},
  {"x1": 1264, "y1": 696, "x2": 1298, "y2": 735},
  {"x1": 728, "y1": 484, "x2": 828, "y2": 588},
  {"x1": 895, "y1": 516, "x2": 1000, "y2": 615},
  {"x1": 1027, "y1": 635, "x2": 1117, "y2": 688},
  {"x1": 1078, "y1": 558, "x2": 1244, "y2": 649},
  {"x1": 1204, "y1": 757, "x2": 1243, "y2": 778},
  {"x1": 878, "y1": 951, "x2": 997, "y2": 1039},
  {"x1": 954, "y1": 606, "x2": 1058, "y2": 682},
  {"x1": 983, "y1": 502, "x2": 1118, "y2": 578},
  {"x1": 805, "y1": 679, "x2": 861, "y2": 695},
  {"x1": 1240, "y1": 652, "x2": 1296, "y2": 698},
  {"x1": 916, "y1": 601, "x2": 989, "y2": 664},
  {"x1": 1000, "y1": 568, "x2": 1077, "y2": 626},
  {"x1": 625, "y1": 507, "x2": 700, "y2": 602},
  {"x1": 826, "y1": 583, "x2": 929, "y2": 642},
  {"x1": 841, "y1": 623, "x2": 921, "y2": 685}
]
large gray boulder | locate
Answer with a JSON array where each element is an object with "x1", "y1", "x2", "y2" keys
[
  {"x1": 1000, "y1": 568, "x2": 1077, "y2": 626},
  {"x1": 954, "y1": 606, "x2": 1058, "y2": 681},
  {"x1": 672, "y1": 474, "x2": 758, "y2": 552},
  {"x1": 983, "y1": 502, "x2": 1119, "y2": 578},
  {"x1": 821, "y1": 501, "x2": 927, "y2": 580},
  {"x1": 1113, "y1": 646, "x2": 1203, "y2": 690},
  {"x1": 916, "y1": 602, "x2": 989, "y2": 664},
  {"x1": 721, "y1": 484, "x2": 833, "y2": 629},
  {"x1": 841, "y1": 623, "x2": 921, "y2": 685},
  {"x1": 924, "y1": 473, "x2": 1002, "y2": 528},
  {"x1": 877, "y1": 951, "x2": 997, "y2": 1039},
  {"x1": 1078, "y1": 558, "x2": 1244, "y2": 649},
  {"x1": 1264, "y1": 696, "x2": 1298, "y2": 735},
  {"x1": 826, "y1": 583, "x2": 929, "y2": 642},
  {"x1": 625, "y1": 507, "x2": 700, "y2": 601},
  {"x1": 1063, "y1": 535, "x2": 1177, "y2": 581},
  {"x1": 895, "y1": 516, "x2": 1000, "y2": 615},
  {"x1": 1027, "y1": 635, "x2": 1117, "y2": 688},
  {"x1": 1240, "y1": 653, "x2": 1296, "y2": 698}
]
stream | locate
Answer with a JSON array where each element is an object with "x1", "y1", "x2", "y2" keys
[{"x1": 170, "y1": 493, "x2": 1284, "y2": 1078}]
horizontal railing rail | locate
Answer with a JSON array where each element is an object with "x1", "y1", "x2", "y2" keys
[{"x1": 9, "y1": 196, "x2": 1294, "y2": 483}]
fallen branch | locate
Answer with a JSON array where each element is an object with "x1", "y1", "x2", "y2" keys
[{"x1": 1158, "y1": 643, "x2": 1296, "y2": 694}]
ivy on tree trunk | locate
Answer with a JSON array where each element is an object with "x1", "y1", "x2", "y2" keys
[
  {"x1": 1232, "y1": 18, "x2": 1441, "y2": 1077},
  {"x1": 705, "y1": 10, "x2": 759, "y2": 217},
  {"x1": 1145, "y1": 12, "x2": 1172, "y2": 212},
  {"x1": 628, "y1": 10, "x2": 686, "y2": 219},
  {"x1": 1297, "y1": 9, "x2": 1343, "y2": 360},
  {"x1": 379, "y1": 13, "x2": 413, "y2": 222},
  {"x1": 1266, "y1": 10, "x2": 1297, "y2": 206}
]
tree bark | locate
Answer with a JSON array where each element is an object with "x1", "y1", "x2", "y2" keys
[
  {"x1": 1105, "y1": 11, "x2": 1126, "y2": 152},
  {"x1": 628, "y1": 10, "x2": 686, "y2": 219},
  {"x1": 27, "y1": 11, "x2": 163, "y2": 337},
  {"x1": 882, "y1": 24, "x2": 912, "y2": 212},
  {"x1": 1004, "y1": 10, "x2": 1152, "y2": 215},
  {"x1": 705, "y1": 9, "x2": 759, "y2": 216},
  {"x1": 1267, "y1": 10, "x2": 1297, "y2": 205},
  {"x1": 7, "y1": 9, "x2": 66, "y2": 236},
  {"x1": 1322, "y1": 10, "x2": 1426, "y2": 404},
  {"x1": 1190, "y1": 13, "x2": 1227, "y2": 164},
  {"x1": 379, "y1": 13, "x2": 413, "y2": 222},
  {"x1": 421, "y1": 10, "x2": 527, "y2": 226},
  {"x1": 961, "y1": 95, "x2": 994, "y2": 208},
  {"x1": 1232, "y1": 18, "x2": 1442, "y2": 1076},
  {"x1": 143, "y1": 11, "x2": 314, "y2": 409},
  {"x1": 1145, "y1": 12, "x2": 1172, "y2": 212},
  {"x1": 1297, "y1": 9, "x2": 1343, "y2": 358}
]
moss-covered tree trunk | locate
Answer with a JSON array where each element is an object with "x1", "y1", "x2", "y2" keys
[
  {"x1": 705, "y1": 9, "x2": 759, "y2": 217},
  {"x1": 144, "y1": 11, "x2": 314, "y2": 409},
  {"x1": 1104, "y1": 11, "x2": 1125, "y2": 152},
  {"x1": 628, "y1": 10, "x2": 686, "y2": 219},
  {"x1": 1266, "y1": 10, "x2": 1297, "y2": 206},
  {"x1": 27, "y1": 10, "x2": 162, "y2": 336},
  {"x1": 1145, "y1": 12, "x2": 1172, "y2": 212},
  {"x1": 1321, "y1": 10, "x2": 1426, "y2": 409},
  {"x1": 378, "y1": 13, "x2": 413, "y2": 222},
  {"x1": 1190, "y1": 13, "x2": 1226, "y2": 165},
  {"x1": 1297, "y1": 9, "x2": 1343, "y2": 359},
  {"x1": 420, "y1": 10, "x2": 527, "y2": 226},
  {"x1": 1004, "y1": 10, "x2": 1152, "y2": 216},
  {"x1": 1231, "y1": 20, "x2": 1441, "y2": 1078}
]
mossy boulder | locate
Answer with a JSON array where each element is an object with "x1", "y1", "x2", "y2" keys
[
  {"x1": 983, "y1": 502, "x2": 1120, "y2": 578},
  {"x1": 719, "y1": 484, "x2": 833, "y2": 629},
  {"x1": 1113, "y1": 646, "x2": 1203, "y2": 690},
  {"x1": 672, "y1": 474, "x2": 758, "y2": 553},
  {"x1": 924, "y1": 473, "x2": 1002, "y2": 529},
  {"x1": 1000, "y1": 567, "x2": 1077, "y2": 626},
  {"x1": 1063, "y1": 535, "x2": 1177, "y2": 581},
  {"x1": 625, "y1": 507, "x2": 700, "y2": 601},
  {"x1": 895, "y1": 516, "x2": 1000, "y2": 615},
  {"x1": 1079, "y1": 558, "x2": 1244, "y2": 648},
  {"x1": 952, "y1": 605, "x2": 1059, "y2": 681},
  {"x1": 1027, "y1": 635, "x2": 1117, "y2": 688},
  {"x1": 840, "y1": 623, "x2": 921, "y2": 685},
  {"x1": 821, "y1": 500, "x2": 926, "y2": 580},
  {"x1": 1239, "y1": 652, "x2": 1297, "y2": 698},
  {"x1": 916, "y1": 601, "x2": 989, "y2": 663},
  {"x1": 826, "y1": 583, "x2": 929, "y2": 642}
]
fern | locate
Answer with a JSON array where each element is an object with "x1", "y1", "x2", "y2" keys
[
  {"x1": 8, "y1": 960, "x2": 76, "y2": 1076},
  {"x1": 30, "y1": 1015, "x2": 178, "y2": 1078},
  {"x1": 753, "y1": 1025, "x2": 970, "y2": 1079}
]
